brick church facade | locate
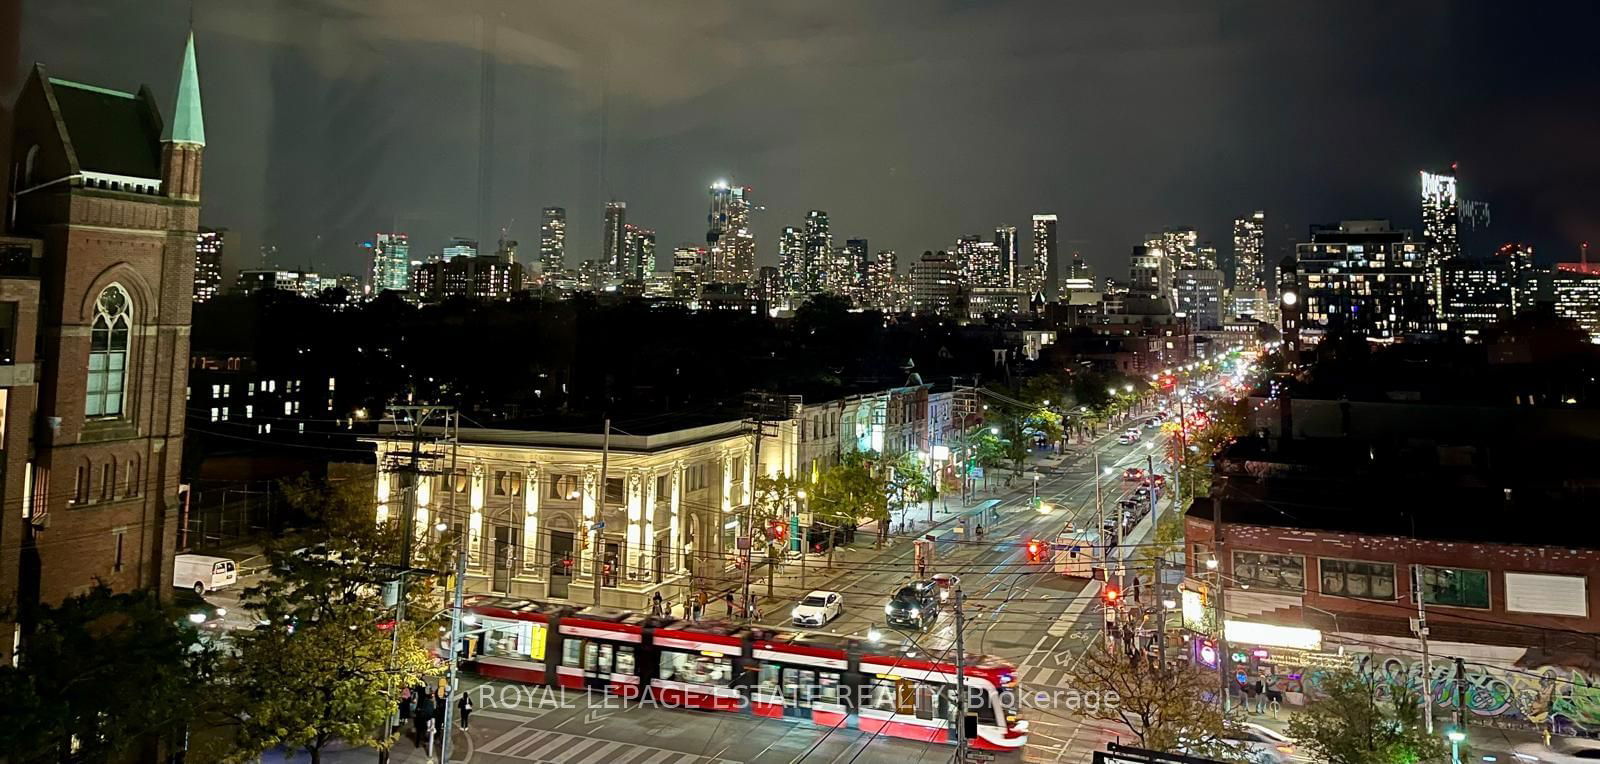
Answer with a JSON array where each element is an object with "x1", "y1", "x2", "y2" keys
[{"x1": 0, "y1": 34, "x2": 202, "y2": 660}]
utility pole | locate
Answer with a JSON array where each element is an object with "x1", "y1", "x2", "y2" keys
[
  {"x1": 595, "y1": 416, "x2": 610, "y2": 607},
  {"x1": 1155, "y1": 556, "x2": 1168, "y2": 667},
  {"x1": 438, "y1": 512, "x2": 468, "y2": 763},
  {"x1": 953, "y1": 582, "x2": 969, "y2": 759},
  {"x1": 1414, "y1": 564, "x2": 1434, "y2": 734},
  {"x1": 378, "y1": 406, "x2": 449, "y2": 764},
  {"x1": 1453, "y1": 656, "x2": 1467, "y2": 729},
  {"x1": 1214, "y1": 479, "x2": 1230, "y2": 719}
]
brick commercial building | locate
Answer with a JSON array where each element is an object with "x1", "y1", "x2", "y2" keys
[{"x1": 0, "y1": 35, "x2": 202, "y2": 660}]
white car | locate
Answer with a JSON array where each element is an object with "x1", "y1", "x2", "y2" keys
[
  {"x1": 791, "y1": 590, "x2": 843, "y2": 627},
  {"x1": 1117, "y1": 429, "x2": 1141, "y2": 445},
  {"x1": 1513, "y1": 739, "x2": 1600, "y2": 764}
]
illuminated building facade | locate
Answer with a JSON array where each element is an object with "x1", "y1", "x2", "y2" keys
[
  {"x1": 622, "y1": 224, "x2": 655, "y2": 280},
  {"x1": 236, "y1": 269, "x2": 324, "y2": 298},
  {"x1": 1552, "y1": 262, "x2": 1600, "y2": 340},
  {"x1": 1233, "y1": 211, "x2": 1265, "y2": 291},
  {"x1": 1421, "y1": 168, "x2": 1461, "y2": 310},
  {"x1": 603, "y1": 200, "x2": 627, "y2": 278},
  {"x1": 1032, "y1": 214, "x2": 1058, "y2": 299},
  {"x1": 995, "y1": 225, "x2": 1018, "y2": 288},
  {"x1": 371, "y1": 231, "x2": 411, "y2": 292},
  {"x1": 1148, "y1": 228, "x2": 1203, "y2": 270},
  {"x1": 778, "y1": 226, "x2": 803, "y2": 295},
  {"x1": 1439, "y1": 257, "x2": 1517, "y2": 337},
  {"x1": 540, "y1": 206, "x2": 566, "y2": 274},
  {"x1": 845, "y1": 238, "x2": 870, "y2": 294},
  {"x1": 1294, "y1": 220, "x2": 1431, "y2": 341},
  {"x1": 1129, "y1": 245, "x2": 1174, "y2": 302},
  {"x1": 801, "y1": 210, "x2": 831, "y2": 293},
  {"x1": 864, "y1": 250, "x2": 898, "y2": 311},
  {"x1": 706, "y1": 182, "x2": 755, "y2": 284},
  {"x1": 1176, "y1": 269, "x2": 1225, "y2": 329},
  {"x1": 193, "y1": 226, "x2": 228, "y2": 302},
  {"x1": 911, "y1": 250, "x2": 960, "y2": 315},
  {"x1": 672, "y1": 245, "x2": 704, "y2": 299}
]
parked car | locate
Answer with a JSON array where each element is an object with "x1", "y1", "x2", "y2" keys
[
  {"x1": 791, "y1": 590, "x2": 844, "y2": 626},
  {"x1": 173, "y1": 554, "x2": 237, "y2": 594}
]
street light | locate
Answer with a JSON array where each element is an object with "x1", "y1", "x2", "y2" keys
[
  {"x1": 989, "y1": 427, "x2": 999, "y2": 435},
  {"x1": 1124, "y1": 384, "x2": 1134, "y2": 392},
  {"x1": 1205, "y1": 558, "x2": 1219, "y2": 570}
]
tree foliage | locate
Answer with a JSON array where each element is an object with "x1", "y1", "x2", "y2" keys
[
  {"x1": 1286, "y1": 670, "x2": 1450, "y2": 764},
  {"x1": 811, "y1": 451, "x2": 891, "y2": 548},
  {"x1": 210, "y1": 476, "x2": 450, "y2": 762},
  {"x1": 0, "y1": 586, "x2": 213, "y2": 763},
  {"x1": 749, "y1": 473, "x2": 807, "y2": 596},
  {"x1": 215, "y1": 610, "x2": 438, "y2": 763},
  {"x1": 1065, "y1": 642, "x2": 1249, "y2": 759}
]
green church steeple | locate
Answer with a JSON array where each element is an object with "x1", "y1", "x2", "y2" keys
[{"x1": 162, "y1": 31, "x2": 204, "y2": 146}]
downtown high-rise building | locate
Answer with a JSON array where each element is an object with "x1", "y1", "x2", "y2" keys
[
  {"x1": 1032, "y1": 214, "x2": 1058, "y2": 300},
  {"x1": 865, "y1": 250, "x2": 898, "y2": 311},
  {"x1": 800, "y1": 210, "x2": 832, "y2": 293},
  {"x1": 1176, "y1": 269, "x2": 1226, "y2": 329},
  {"x1": 603, "y1": 200, "x2": 627, "y2": 278},
  {"x1": 706, "y1": 182, "x2": 756, "y2": 284},
  {"x1": 623, "y1": 224, "x2": 656, "y2": 280},
  {"x1": 1421, "y1": 168, "x2": 1461, "y2": 271},
  {"x1": 1294, "y1": 220, "x2": 1432, "y2": 340},
  {"x1": 442, "y1": 236, "x2": 478, "y2": 261},
  {"x1": 672, "y1": 245, "x2": 705, "y2": 298},
  {"x1": 778, "y1": 225, "x2": 804, "y2": 294},
  {"x1": 994, "y1": 225, "x2": 1018, "y2": 288},
  {"x1": 1063, "y1": 252, "x2": 1095, "y2": 293},
  {"x1": 193, "y1": 226, "x2": 230, "y2": 303},
  {"x1": 1232, "y1": 211, "x2": 1266, "y2": 291},
  {"x1": 540, "y1": 206, "x2": 566, "y2": 274},
  {"x1": 1129, "y1": 245, "x2": 1175, "y2": 304},
  {"x1": 845, "y1": 238, "x2": 870, "y2": 292},
  {"x1": 1147, "y1": 227, "x2": 1205, "y2": 270},
  {"x1": 371, "y1": 231, "x2": 411, "y2": 293},
  {"x1": 911, "y1": 250, "x2": 960, "y2": 315}
]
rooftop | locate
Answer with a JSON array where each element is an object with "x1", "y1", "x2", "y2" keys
[{"x1": 44, "y1": 73, "x2": 162, "y2": 179}]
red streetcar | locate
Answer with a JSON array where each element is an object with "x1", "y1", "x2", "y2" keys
[{"x1": 459, "y1": 595, "x2": 1028, "y2": 751}]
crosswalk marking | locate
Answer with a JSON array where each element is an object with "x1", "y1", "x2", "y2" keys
[{"x1": 479, "y1": 727, "x2": 741, "y2": 764}]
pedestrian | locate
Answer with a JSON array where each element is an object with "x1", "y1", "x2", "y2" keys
[
  {"x1": 975, "y1": 525, "x2": 985, "y2": 542},
  {"x1": 724, "y1": 591, "x2": 735, "y2": 617},
  {"x1": 651, "y1": 590, "x2": 664, "y2": 616},
  {"x1": 398, "y1": 686, "x2": 413, "y2": 725},
  {"x1": 1252, "y1": 678, "x2": 1267, "y2": 713},
  {"x1": 457, "y1": 691, "x2": 473, "y2": 730},
  {"x1": 689, "y1": 594, "x2": 701, "y2": 621},
  {"x1": 413, "y1": 691, "x2": 434, "y2": 748},
  {"x1": 1240, "y1": 678, "x2": 1258, "y2": 713}
]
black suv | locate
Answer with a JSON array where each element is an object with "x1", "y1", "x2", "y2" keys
[{"x1": 885, "y1": 581, "x2": 940, "y2": 629}]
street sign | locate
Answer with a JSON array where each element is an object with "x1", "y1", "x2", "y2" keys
[
  {"x1": 737, "y1": 535, "x2": 751, "y2": 551},
  {"x1": 591, "y1": 520, "x2": 606, "y2": 531},
  {"x1": 798, "y1": 512, "x2": 813, "y2": 528},
  {"x1": 963, "y1": 751, "x2": 995, "y2": 763}
]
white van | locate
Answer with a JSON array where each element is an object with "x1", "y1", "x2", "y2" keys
[
  {"x1": 1054, "y1": 528, "x2": 1101, "y2": 578},
  {"x1": 174, "y1": 554, "x2": 237, "y2": 594}
]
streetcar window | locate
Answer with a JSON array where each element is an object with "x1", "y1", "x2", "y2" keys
[
  {"x1": 659, "y1": 650, "x2": 732, "y2": 685},
  {"x1": 915, "y1": 683, "x2": 937, "y2": 720},
  {"x1": 866, "y1": 678, "x2": 897, "y2": 713},
  {"x1": 615, "y1": 645, "x2": 636, "y2": 675},
  {"x1": 818, "y1": 672, "x2": 842, "y2": 705},
  {"x1": 562, "y1": 639, "x2": 582, "y2": 667},
  {"x1": 584, "y1": 642, "x2": 614, "y2": 673},
  {"x1": 757, "y1": 664, "x2": 781, "y2": 695}
]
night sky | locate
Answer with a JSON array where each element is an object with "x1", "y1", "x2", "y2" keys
[{"x1": 15, "y1": 1, "x2": 1600, "y2": 281}]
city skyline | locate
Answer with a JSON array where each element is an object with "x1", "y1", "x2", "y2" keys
[{"x1": 15, "y1": 2, "x2": 1600, "y2": 283}]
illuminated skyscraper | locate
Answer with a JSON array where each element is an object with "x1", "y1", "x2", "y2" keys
[
  {"x1": 778, "y1": 225, "x2": 804, "y2": 293},
  {"x1": 801, "y1": 210, "x2": 831, "y2": 293},
  {"x1": 1294, "y1": 220, "x2": 1431, "y2": 340},
  {"x1": 1032, "y1": 214, "x2": 1058, "y2": 299},
  {"x1": 603, "y1": 200, "x2": 627, "y2": 277},
  {"x1": 1232, "y1": 211, "x2": 1266, "y2": 291},
  {"x1": 845, "y1": 238, "x2": 870, "y2": 292},
  {"x1": 706, "y1": 182, "x2": 756, "y2": 284},
  {"x1": 623, "y1": 224, "x2": 656, "y2": 280},
  {"x1": 442, "y1": 236, "x2": 478, "y2": 261},
  {"x1": 371, "y1": 231, "x2": 411, "y2": 292},
  {"x1": 672, "y1": 245, "x2": 704, "y2": 298},
  {"x1": 1421, "y1": 169, "x2": 1461, "y2": 270},
  {"x1": 540, "y1": 206, "x2": 566, "y2": 274},
  {"x1": 1129, "y1": 245, "x2": 1174, "y2": 301},
  {"x1": 994, "y1": 225, "x2": 1018, "y2": 288},
  {"x1": 193, "y1": 226, "x2": 230, "y2": 302},
  {"x1": 1147, "y1": 228, "x2": 1203, "y2": 269},
  {"x1": 865, "y1": 250, "x2": 898, "y2": 311},
  {"x1": 912, "y1": 250, "x2": 960, "y2": 315}
]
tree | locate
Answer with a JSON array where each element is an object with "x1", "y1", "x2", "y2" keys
[
  {"x1": 0, "y1": 586, "x2": 213, "y2": 762},
  {"x1": 811, "y1": 452, "x2": 889, "y2": 554},
  {"x1": 970, "y1": 428, "x2": 1008, "y2": 488},
  {"x1": 885, "y1": 450, "x2": 934, "y2": 536},
  {"x1": 1287, "y1": 670, "x2": 1450, "y2": 764},
  {"x1": 1064, "y1": 643, "x2": 1249, "y2": 759},
  {"x1": 216, "y1": 609, "x2": 438, "y2": 764},
  {"x1": 209, "y1": 476, "x2": 454, "y2": 762},
  {"x1": 749, "y1": 473, "x2": 806, "y2": 598},
  {"x1": 249, "y1": 475, "x2": 455, "y2": 626}
]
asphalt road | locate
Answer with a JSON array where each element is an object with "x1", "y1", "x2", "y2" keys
[{"x1": 307, "y1": 421, "x2": 1175, "y2": 764}]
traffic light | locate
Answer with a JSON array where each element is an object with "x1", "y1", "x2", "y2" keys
[
  {"x1": 1103, "y1": 585, "x2": 1121, "y2": 606},
  {"x1": 1025, "y1": 539, "x2": 1046, "y2": 563}
]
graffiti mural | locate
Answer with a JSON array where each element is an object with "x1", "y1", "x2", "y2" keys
[{"x1": 1293, "y1": 652, "x2": 1600, "y2": 735}]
